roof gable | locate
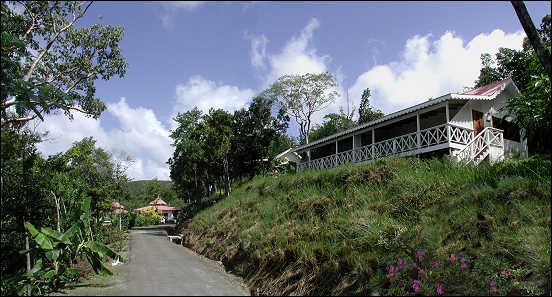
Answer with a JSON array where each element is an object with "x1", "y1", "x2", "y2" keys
[{"x1": 462, "y1": 78, "x2": 511, "y2": 96}]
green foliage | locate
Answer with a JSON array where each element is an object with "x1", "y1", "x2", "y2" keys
[
  {"x1": 185, "y1": 157, "x2": 550, "y2": 295},
  {"x1": 134, "y1": 208, "x2": 162, "y2": 227},
  {"x1": 1, "y1": 1, "x2": 128, "y2": 128},
  {"x1": 358, "y1": 88, "x2": 384, "y2": 124}
]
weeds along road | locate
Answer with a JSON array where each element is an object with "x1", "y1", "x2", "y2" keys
[{"x1": 126, "y1": 226, "x2": 249, "y2": 296}]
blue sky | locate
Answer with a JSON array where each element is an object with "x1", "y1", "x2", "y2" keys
[{"x1": 33, "y1": 1, "x2": 551, "y2": 180}]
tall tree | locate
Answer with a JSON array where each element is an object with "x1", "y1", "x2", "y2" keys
[
  {"x1": 261, "y1": 72, "x2": 338, "y2": 144},
  {"x1": 357, "y1": 88, "x2": 384, "y2": 124},
  {"x1": 1, "y1": 1, "x2": 128, "y2": 128},
  {"x1": 511, "y1": 1, "x2": 552, "y2": 82}
]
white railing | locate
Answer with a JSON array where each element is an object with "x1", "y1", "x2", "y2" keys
[
  {"x1": 298, "y1": 123, "x2": 474, "y2": 171},
  {"x1": 456, "y1": 127, "x2": 504, "y2": 165}
]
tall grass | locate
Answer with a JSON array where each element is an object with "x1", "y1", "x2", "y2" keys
[{"x1": 183, "y1": 156, "x2": 551, "y2": 295}]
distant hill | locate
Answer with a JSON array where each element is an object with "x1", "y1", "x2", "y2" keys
[{"x1": 127, "y1": 180, "x2": 173, "y2": 196}]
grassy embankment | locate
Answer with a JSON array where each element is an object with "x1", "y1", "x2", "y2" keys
[{"x1": 182, "y1": 156, "x2": 550, "y2": 295}]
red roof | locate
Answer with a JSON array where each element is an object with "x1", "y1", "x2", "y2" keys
[
  {"x1": 134, "y1": 205, "x2": 182, "y2": 212},
  {"x1": 112, "y1": 201, "x2": 124, "y2": 209},
  {"x1": 149, "y1": 197, "x2": 167, "y2": 206},
  {"x1": 462, "y1": 78, "x2": 510, "y2": 96}
]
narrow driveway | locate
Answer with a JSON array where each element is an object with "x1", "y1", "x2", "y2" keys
[{"x1": 125, "y1": 226, "x2": 249, "y2": 296}]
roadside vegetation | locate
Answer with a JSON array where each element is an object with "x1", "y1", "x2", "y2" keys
[{"x1": 181, "y1": 156, "x2": 550, "y2": 295}]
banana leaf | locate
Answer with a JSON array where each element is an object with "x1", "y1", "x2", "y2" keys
[
  {"x1": 25, "y1": 222, "x2": 53, "y2": 250},
  {"x1": 85, "y1": 241, "x2": 122, "y2": 262}
]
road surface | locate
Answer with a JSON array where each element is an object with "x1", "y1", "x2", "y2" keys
[{"x1": 125, "y1": 226, "x2": 249, "y2": 296}]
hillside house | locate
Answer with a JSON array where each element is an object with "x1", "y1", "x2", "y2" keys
[
  {"x1": 134, "y1": 197, "x2": 182, "y2": 223},
  {"x1": 291, "y1": 78, "x2": 527, "y2": 171}
]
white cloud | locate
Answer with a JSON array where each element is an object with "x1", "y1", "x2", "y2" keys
[
  {"x1": 172, "y1": 75, "x2": 255, "y2": 119},
  {"x1": 34, "y1": 98, "x2": 173, "y2": 181},
  {"x1": 245, "y1": 33, "x2": 268, "y2": 68},
  {"x1": 160, "y1": 1, "x2": 205, "y2": 28},
  {"x1": 264, "y1": 17, "x2": 330, "y2": 86},
  {"x1": 349, "y1": 29, "x2": 526, "y2": 115}
]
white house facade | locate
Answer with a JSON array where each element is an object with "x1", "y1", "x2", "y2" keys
[{"x1": 291, "y1": 78, "x2": 528, "y2": 172}]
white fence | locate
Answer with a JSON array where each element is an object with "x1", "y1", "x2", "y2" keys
[{"x1": 297, "y1": 124, "x2": 474, "y2": 171}]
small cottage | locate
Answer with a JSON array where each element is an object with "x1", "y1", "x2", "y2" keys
[
  {"x1": 134, "y1": 197, "x2": 182, "y2": 223},
  {"x1": 289, "y1": 78, "x2": 527, "y2": 171}
]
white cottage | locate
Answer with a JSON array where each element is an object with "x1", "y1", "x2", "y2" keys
[{"x1": 291, "y1": 78, "x2": 527, "y2": 171}]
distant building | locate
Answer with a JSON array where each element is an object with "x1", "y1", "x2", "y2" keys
[
  {"x1": 134, "y1": 197, "x2": 182, "y2": 223},
  {"x1": 111, "y1": 201, "x2": 128, "y2": 214}
]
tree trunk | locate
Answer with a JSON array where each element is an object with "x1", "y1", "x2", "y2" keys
[
  {"x1": 23, "y1": 215, "x2": 31, "y2": 296},
  {"x1": 511, "y1": 1, "x2": 552, "y2": 81},
  {"x1": 51, "y1": 191, "x2": 60, "y2": 232}
]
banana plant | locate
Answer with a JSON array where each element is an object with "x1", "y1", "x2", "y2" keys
[{"x1": 23, "y1": 195, "x2": 124, "y2": 292}]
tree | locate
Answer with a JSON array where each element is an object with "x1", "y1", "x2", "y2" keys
[
  {"x1": 358, "y1": 88, "x2": 384, "y2": 124},
  {"x1": 261, "y1": 72, "x2": 338, "y2": 144},
  {"x1": 511, "y1": 1, "x2": 552, "y2": 82},
  {"x1": 1, "y1": 1, "x2": 128, "y2": 128},
  {"x1": 308, "y1": 107, "x2": 357, "y2": 143}
]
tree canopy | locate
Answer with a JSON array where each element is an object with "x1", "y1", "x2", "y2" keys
[
  {"x1": 1, "y1": 1, "x2": 128, "y2": 128},
  {"x1": 261, "y1": 72, "x2": 338, "y2": 144}
]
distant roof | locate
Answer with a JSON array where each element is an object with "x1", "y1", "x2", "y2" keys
[
  {"x1": 462, "y1": 78, "x2": 510, "y2": 96},
  {"x1": 149, "y1": 197, "x2": 167, "y2": 205},
  {"x1": 134, "y1": 205, "x2": 183, "y2": 212},
  {"x1": 112, "y1": 208, "x2": 128, "y2": 214},
  {"x1": 112, "y1": 201, "x2": 124, "y2": 209}
]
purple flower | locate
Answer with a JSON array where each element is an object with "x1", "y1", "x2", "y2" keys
[
  {"x1": 461, "y1": 263, "x2": 468, "y2": 269},
  {"x1": 501, "y1": 269, "x2": 509, "y2": 277},
  {"x1": 418, "y1": 268, "x2": 425, "y2": 274},
  {"x1": 398, "y1": 258, "x2": 403, "y2": 265},
  {"x1": 417, "y1": 251, "x2": 425, "y2": 262},
  {"x1": 458, "y1": 257, "x2": 465, "y2": 263},
  {"x1": 386, "y1": 273, "x2": 394, "y2": 278},
  {"x1": 412, "y1": 280, "x2": 423, "y2": 292},
  {"x1": 447, "y1": 257, "x2": 456, "y2": 263},
  {"x1": 430, "y1": 261, "x2": 439, "y2": 267},
  {"x1": 490, "y1": 286, "x2": 497, "y2": 293},
  {"x1": 389, "y1": 265, "x2": 395, "y2": 272},
  {"x1": 487, "y1": 280, "x2": 495, "y2": 286},
  {"x1": 436, "y1": 283, "x2": 444, "y2": 295},
  {"x1": 413, "y1": 263, "x2": 417, "y2": 268}
]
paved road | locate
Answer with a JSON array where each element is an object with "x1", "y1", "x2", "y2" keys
[{"x1": 125, "y1": 226, "x2": 249, "y2": 296}]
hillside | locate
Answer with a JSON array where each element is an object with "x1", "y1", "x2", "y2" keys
[
  {"x1": 127, "y1": 180, "x2": 173, "y2": 196},
  {"x1": 181, "y1": 156, "x2": 551, "y2": 296}
]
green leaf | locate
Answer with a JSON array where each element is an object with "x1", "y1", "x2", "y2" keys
[
  {"x1": 25, "y1": 222, "x2": 54, "y2": 250},
  {"x1": 45, "y1": 249, "x2": 61, "y2": 262},
  {"x1": 43, "y1": 270, "x2": 55, "y2": 279},
  {"x1": 65, "y1": 268, "x2": 83, "y2": 275},
  {"x1": 28, "y1": 259, "x2": 43, "y2": 276},
  {"x1": 19, "y1": 249, "x2": 30, "y2": 255},
  {"x1": 85, "y1": 241, "x2": 120, "y2": 261},
  {"x1": 86, "y1": 252, "x2": 113, "y2": 276},
  {"x1": 61, "y1": 224, "x2": 80, "y2": 243},
  {"x1": 41, "y1": 227, "x2": 64, "y2": 242},
  {"x1": 24, "y1": 222, "x2": 40, "y2": 238}
]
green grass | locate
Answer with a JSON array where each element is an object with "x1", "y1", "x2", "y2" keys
[{"x1": 185, "y1": 156, "x2": 551, "y2": 295}]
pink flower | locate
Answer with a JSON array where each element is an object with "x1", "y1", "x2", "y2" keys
[
  {"x1": 447, "y1": 257, "x2": 456, "y2": 263},
  {"x1": 413, "y1": 263, "x2": 417, "y2": 268},
  {"x1": 458, "y1": 257, "x2": 465, "y2": 263},
  {"x1": 501, "y1": 269, "x2": 509, "y2": 277},
  {"x1": 487, "y1": 280, "x2": 495, "y2": 286},
  {"x1": 386, "y1": 273, "x2": 394, "y2": 278},
  {"x1": 461, "y1": 263, "x2": 468, "y2": 269},
  {"x1": 412, "y1": 280, "x2": 423, "y2": 292},
  {"x1": 490, "y1": 286, "x2": 497, "y2": 293},
  {"x1": 417, "y1": 251, "x2": 425, "y2": 262},
  {"x1": 436, "y1": 283, "x2": 444, "y2": 295},
  {"x1": 430, "y1": 261, "x2": 439, "y2": 267},
  {"x1": 418, "y1": 268, "x2": 425, "y2": 274},
  {"x1": 398, "y1": 258, "x2": 403, "y2": 265},
  {"x1": 389, "y1": 265, "x2": 395, "y2": 272}
]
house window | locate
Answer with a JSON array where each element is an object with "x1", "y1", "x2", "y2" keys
[{"x1": 492, "y1": 116, "x2": 521, "y2": 142}]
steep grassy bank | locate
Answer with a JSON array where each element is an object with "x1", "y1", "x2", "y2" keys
[{"x1": 181, "y1": 156, "x2": 551, "y2": 296}]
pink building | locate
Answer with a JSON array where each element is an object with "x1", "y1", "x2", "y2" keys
[{"x1": 134, "y1": 197, "x2": 182, "y2": 223}]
